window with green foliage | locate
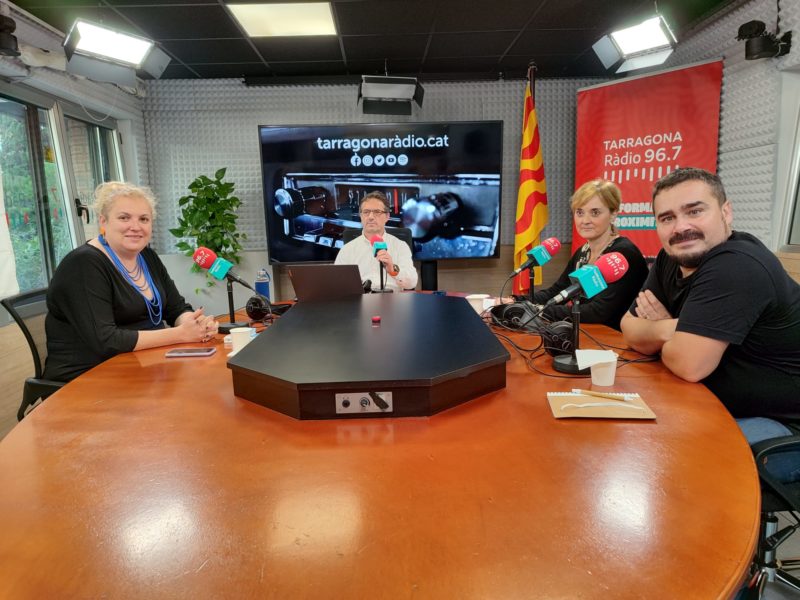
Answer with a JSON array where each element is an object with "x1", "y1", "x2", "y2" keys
[
  {"x1": 0, "y1": 95, "x2": 74, "y2": 293},
  {"x1": 64, "y1": 116, "x2": 122, "y2": 243}
]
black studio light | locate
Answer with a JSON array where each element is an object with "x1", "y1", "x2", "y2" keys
[
  {"x1": 0, "y1": 14, "x2": 20, "y2": 57},
  {"x1": 736, "y1": 19, "x2": 792, "y2": 60},
  {"x1": 358, "y1": 75, "x2": 424, "y2": 116},
  {"x1": 63, "y1": 19, "x2": 170, "y2": 86},
  {"x1": 592, "y1": 15, "x2": 676, "y2": 74}
]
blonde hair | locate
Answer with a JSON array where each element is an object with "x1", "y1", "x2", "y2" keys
[
  {"x1": 570, "y1": 179, "x2": 621, "y2": 213},
  {"x1": 93, "y1": 182, "x2": 157, "y2": 220}
]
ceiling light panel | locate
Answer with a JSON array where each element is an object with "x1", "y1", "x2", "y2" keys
[{"x1": 228, "y1": 3, "x2": 336, "y2": 37}]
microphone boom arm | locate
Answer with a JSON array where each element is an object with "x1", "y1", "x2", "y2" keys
[
  {"x1": 528, "y1": 264, "x2": 536, "y2": 305},
  {"x1": 227, "y1": 278, "x2": 236, "y2": 324},
  {"x1": 551, "y1": 298, "x2": 590, "y2": 375},
  {"x1": 218, "y1": 278, "x2": 251, "y2": 334}
]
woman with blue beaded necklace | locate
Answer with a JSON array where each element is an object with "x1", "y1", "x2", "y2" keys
[{"x1": 43, "y1": 182, "x2": 218, "y2": 383}]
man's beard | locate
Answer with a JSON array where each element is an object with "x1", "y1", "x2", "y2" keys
[
  {"x1": 672, "y1": 251, "x2": 706, "y2": 269},
  {"x1": 668, "y1": 230, "x2": 706, "y2": 269}
]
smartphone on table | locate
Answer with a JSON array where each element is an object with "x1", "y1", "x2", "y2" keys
[{"x1": 165, "y1": 347, "x2": 217, "y2": 358}]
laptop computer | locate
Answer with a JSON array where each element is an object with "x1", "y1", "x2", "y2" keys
[{"x1": 288, "y1": 264, "x2": 365, "y2": 302}]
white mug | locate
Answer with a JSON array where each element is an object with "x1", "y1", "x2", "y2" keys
[
  {"x1": 590, "y1": 359, "x2": 618, "y2": 386},
  {"x1": 465, "y1": 293, "x2": 491, "y2": 314},
  {"x1": 229, "y1": 327, "x2": 254, "y2": 356}
]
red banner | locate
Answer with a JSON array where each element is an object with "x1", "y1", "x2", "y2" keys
[{"x1": 574, "y1": 61, "x2": 723, "y2": 257}]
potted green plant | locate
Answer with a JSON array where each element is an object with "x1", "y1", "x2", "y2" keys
[{"x1": 169, "y1": 168, "x2": 246, "y2": 287}]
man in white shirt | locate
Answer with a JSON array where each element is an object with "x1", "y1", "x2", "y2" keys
[{"x1": 335, "y1": 191, "x2": 418, "y2": 292}]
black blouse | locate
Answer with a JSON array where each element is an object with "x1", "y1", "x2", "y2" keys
[
  {"x1": 43, "y1": 244, "x2": 192, "y2": 382},
  {"x1": 532, "y1": 236, "x2": 648, "y2": 330}
]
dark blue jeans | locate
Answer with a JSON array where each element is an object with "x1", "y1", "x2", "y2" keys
[{"x1": 737, "y1": 417, "x2": 800, "y2": 483}]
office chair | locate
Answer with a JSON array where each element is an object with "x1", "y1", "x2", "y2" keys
[
  {"x1": 742, "y1": 433, "x2": 800, "y2": 599},
  {"x1": 341, "y1": 225, "x2": 414, "y2": 254},
  {"x1": 0, "y1": 288, "x2": 64, "y2": 420}
]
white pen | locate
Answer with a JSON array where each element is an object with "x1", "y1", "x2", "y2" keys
[
  {"x1": 562, "y1": 401, "x2": 644, "y2": 410},
  {"x1": 571, "y1": 388, "x2": 636, "y2": 402}
]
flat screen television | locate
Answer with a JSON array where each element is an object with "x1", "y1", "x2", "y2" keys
[{"x1": 259, "y1": 121, "x2": 503, "y2": 264}]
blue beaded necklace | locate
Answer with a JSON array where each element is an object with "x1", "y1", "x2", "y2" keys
[{"x1": 98, "y1": 235, "x2": 162, "y2": 326}]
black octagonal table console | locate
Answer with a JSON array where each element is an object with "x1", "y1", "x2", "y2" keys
[{"x1": 227, "y1": 293, "x2": 510, "y2": 419}]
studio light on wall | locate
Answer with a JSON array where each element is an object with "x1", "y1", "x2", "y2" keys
[
  {"x1": 63, "y1": 19, "x2": 170, "y2": 86},
  {"x1": 592, "y1": 15, "x2": 676, "y2": 74},
  {"x1": 0, "y1": 14, "x2": 20, "y2": 57},
  {"x1": 358, "y1": 75, "x2": 424, "y2": 115},
  {"x1": 65, "y1": 19, "x2": 152, "y2": 67},
  {"x1": 736, "y1": 20, "x2": 792, "y2": 60}
]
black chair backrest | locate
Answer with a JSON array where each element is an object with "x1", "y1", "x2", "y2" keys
[
  {"x1": 1, "y1": 288, "x2": 49, "y2": 379},
  {"x1": 341, "y1": 226, "x2": 414, "y2": 254},
  {"x1": 752, "y1": 434, "x2": 800, "y2": 512}
]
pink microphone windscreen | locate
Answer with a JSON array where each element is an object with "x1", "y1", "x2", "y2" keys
[
  {"x1": 542, "y1": 237, "x2": 561, "y2": 255},
  {"x1": 595, "y1": 252, "x2": 629, "y2": 283},
  {"x1": 192, "y1": 247, "x2": 218, "y2": 269}
]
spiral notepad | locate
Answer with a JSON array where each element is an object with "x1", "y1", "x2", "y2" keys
[{"x1": 547, "y1": 392, "x2": 656, "y2": 420}]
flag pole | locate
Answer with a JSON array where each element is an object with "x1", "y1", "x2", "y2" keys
[
  {"x1": 526, "y1": 62, "x2": 537, "y2": 304},
  {"x1": 513, "y1": 59, "x2": 548, "y2": 297}
]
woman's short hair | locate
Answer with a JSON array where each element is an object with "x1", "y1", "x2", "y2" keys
[
  {"x1": 570, "y1": 179, "x2": 621, "y2": 213},
  {"x1": 93, "y1": 182, "x2": 157, "y2": 219}
]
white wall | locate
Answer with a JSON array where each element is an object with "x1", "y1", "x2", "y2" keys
[{"x1": 159, "y1": 250, "x2": 272, "y2": 318}]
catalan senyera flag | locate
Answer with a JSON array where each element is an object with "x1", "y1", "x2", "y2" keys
[{"x1": 513, "y1": 69, "x2": 548, "y2": 295}]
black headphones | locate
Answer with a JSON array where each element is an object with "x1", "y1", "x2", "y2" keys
[
  {"x1": 489, "y1": 301, "x2": 574, "y2": 356},
  {"x1": 539, "y1": 320, "x2": 574, "y2": 356},
  {"x1": 246, "y1": 295, "x2": 272, "y2": 321},
  {"x1": 489, "y1": 301, "x2": 543, "y2": 332},
  {"x1": 246, "y1": 295, "x2": 292, "y2": 321}
]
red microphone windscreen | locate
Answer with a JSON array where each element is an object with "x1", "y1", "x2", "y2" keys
[
  {"x1": 595, "y1": 252, "x2": 629, "y2": 283},
  {"x1": 542, "y1": 237, "x2": 561, "y2": 254},
  {"x1": 369, "y1": 235, "x2": 384, "y2": 245},
  {"x1": 192, "y1": 247, "x2": 218, "y2": 269}
]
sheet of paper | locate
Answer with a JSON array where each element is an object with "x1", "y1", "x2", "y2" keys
[{"x1": 575, "y1": 349, "x2": 618, "y2": 370}]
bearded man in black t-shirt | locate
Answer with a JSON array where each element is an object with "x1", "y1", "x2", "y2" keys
[{"x1": 621, "y1": 168, "x2": 800, "y2": 449}]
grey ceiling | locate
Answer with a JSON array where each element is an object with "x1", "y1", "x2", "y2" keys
[{"x1": 13, "y1": 0, "x2": 742, "y2": 81}]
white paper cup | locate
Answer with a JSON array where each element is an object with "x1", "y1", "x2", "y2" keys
[
  {"x1": 465, "y1": 293, "x2": 490, "y2": 314},
  {"x1": 229, "y1": 327, "x2": 253, "y2": 355},
  {"x1": 590, "y1": 360, "x2": 617, "y2": 386}
]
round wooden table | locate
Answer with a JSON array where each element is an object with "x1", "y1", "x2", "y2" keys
[{"x1": 0, "y1": 323, "x2": 758, "y2": 599}]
